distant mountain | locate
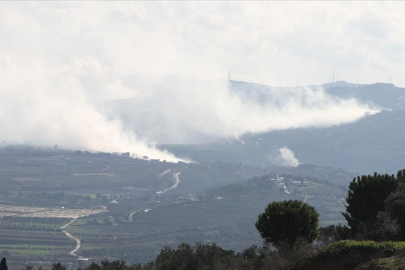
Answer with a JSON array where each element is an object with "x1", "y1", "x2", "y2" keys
[
  {"x1": 165, "y1": 109, "x2": 405, "y2": 174},
  {"x1": 323, "y1": 81, "x2": 405, "y2": 109},
  {"x1": 101, "y1": 75, "x2": 405, "y2": 173},
  {"x1": 243, "y1": 109, "x2": 405, "y2": 174},
  {"x1": 231, "y1": 80, "x2": 405, "y2": 110},
  {"x1": 101, "y1": 76, "x2": 405, "y2": 144}
]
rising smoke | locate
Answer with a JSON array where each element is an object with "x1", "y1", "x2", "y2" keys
[
  {"x1": 278, "y1": 147, "x2": 300, "y2": 167},
  {"x1": 0, "y1": 54, "x2": 185, "y2": 162},
  {"x1": 0, "y1": 2, "x2": 381, "y2": 161},
  {"x1": 101, "y1": 75, "x2": 378, "y2": 144}
]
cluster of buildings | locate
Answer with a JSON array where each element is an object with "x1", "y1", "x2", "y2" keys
[{"x1": 270, "y1": 175, "x2": 309, "y2": 191}]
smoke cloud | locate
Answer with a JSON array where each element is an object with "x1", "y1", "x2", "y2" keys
[
  {"x1": 278, "y1": 147, "x2": 300, "y2": 167},
  {"x1": 101, "y1": 76, "x2": 378, "y2": 144},
  {"x1": 0, "y1": 2, "x2": 382, "y2": 160},
  {"x1": 0, "y1": 54, "x2": 185, "y2": 162}
]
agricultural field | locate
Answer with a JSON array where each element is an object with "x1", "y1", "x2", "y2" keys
[
  {"x1": 0, "y1": 204, "x2": 107, "y2": 267},
  {"x1": 0, "y1": 216, "x2": 74, "y2": 265},
  {"x1": 61, "y1": 176, "x2": 346, "y2": 264},
  {"x1": 0, "y1": 146, "x2": 352, "y2": 268}
]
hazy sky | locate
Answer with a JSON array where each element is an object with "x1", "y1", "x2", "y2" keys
[
  {"x1": 0, "y1": 2, "x2": 394, "y2": 160},
  {"x1": 1, "y1": 2, "x2": 404, "y2": 87}
]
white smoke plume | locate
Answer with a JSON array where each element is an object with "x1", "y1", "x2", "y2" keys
[
  {"x1": 102, "y1": 76, "x2": 378, "y2": 144},
  {"x1": 0, "y1": 2, "x2": 381, "y2": 159},
  {"x1": 278, "y1": 147, "x2": 300, "y2": 167},
  {"x1": 0, "y1": 53, "x2": 185, "y2": 162}
]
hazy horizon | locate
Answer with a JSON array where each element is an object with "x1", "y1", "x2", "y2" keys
[{"x1": 0, "y1": 1, "x2": 401, "y2": 160}]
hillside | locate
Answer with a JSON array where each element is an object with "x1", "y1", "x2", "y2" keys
[
  {"x1": 0, "y1": 146, "x2": 354, "y2": 267},
  {"x1": 101, "y1": 79, "x2": 405, "y2": 145},
  {"x1": 165, "y1": 109, "x2": 405, "y2": 174},
  {"x1": 101, "y1": 77, "x2": 405, "y2": 173},
  {"x1": 294, "y1": 241, "x2": 405, "y2": 270}
]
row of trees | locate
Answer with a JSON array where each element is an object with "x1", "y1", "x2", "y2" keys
[{"x1": 26, "y1": 242, "x2": 310, "y2": 270}]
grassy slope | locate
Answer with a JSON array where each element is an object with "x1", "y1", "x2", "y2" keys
[{"x1": 295, "y1": 240, "x2": 405, "y2": 270}]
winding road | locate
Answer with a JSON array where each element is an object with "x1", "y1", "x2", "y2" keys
[
  {"x1": 128, "y1": 211, "x2": 138, "y2": 222},
  {"x1": 162, "y1": 172, "x2": 181, "y2": 193},
  {"x1": 60, "y1": 219, "x2": 81, "y2": 256},
  {"x1": 156, "y1": 172, "x2": 182, "y2": 194}
]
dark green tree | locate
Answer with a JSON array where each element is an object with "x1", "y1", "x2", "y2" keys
[
  {"x1": 51, "y1": 263, "x2": 66, "y2": 270},
  {"x1": 101, "y1": 195, "x2": 108, "y2": 203},
  {"x1": 100, "y1": 260, "x2": 127, "y2": 270},
  {"x1": 384, "y1": 191, "x2": 405, "y2": 239},
  {"x1": 255, "y1": 200, "x2": 319, "y2": 249},
  {"x1": 85, "y1": 262, "x2": 101, "y2": 270},
  {"x1": 396, "y1": 169, "x2": 405, "y2": 185},
  {"x1": 342, "y1": 173, "x2": 400, "y2": 237},
  {"x1": 318, "y1": 224, "x2": 350, "y2": 245},
  {"x1": 154, "y1": 242, "x2": 236, "y2": 270}
]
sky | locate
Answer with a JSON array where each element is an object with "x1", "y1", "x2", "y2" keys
[
  {"x1": 0, "y1": 2, "x2": 399, "y2": 161},
  {"x1": 2, "y1": 2, "x2": 404, "y2": 87}
]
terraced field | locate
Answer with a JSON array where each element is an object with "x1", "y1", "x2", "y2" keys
[
  {"x1": 0, "y1": 204, "x2": 108, "y2": 268},
  {"x1": 0, "y1": 216, "x2": 74, "y2": 263}
]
